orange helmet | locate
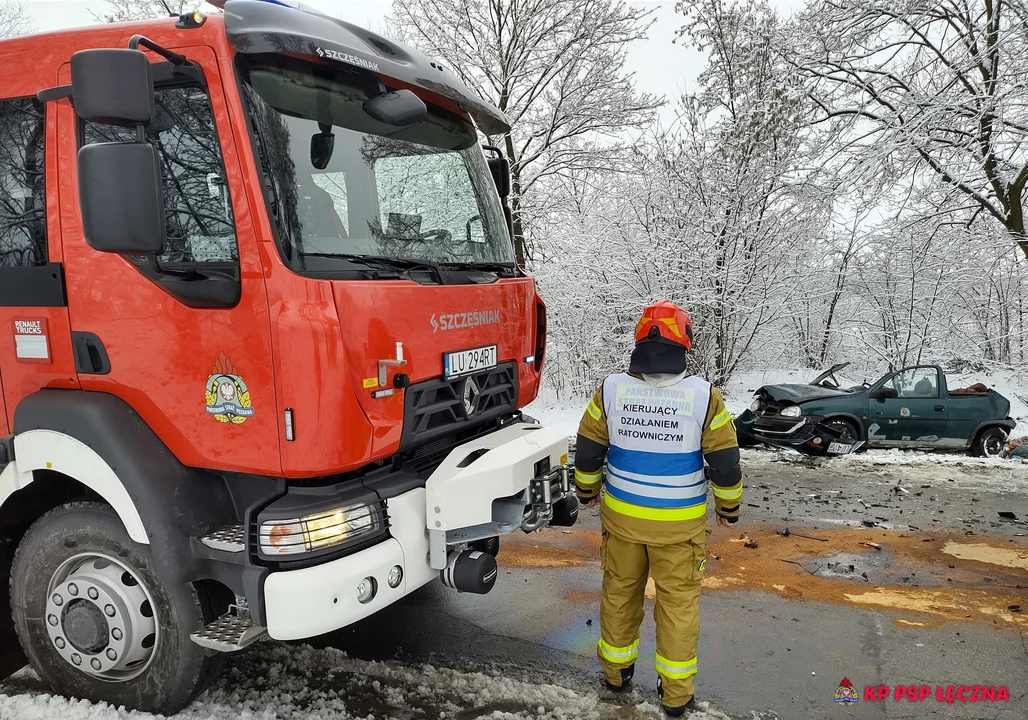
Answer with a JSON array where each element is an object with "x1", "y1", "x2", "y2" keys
[{"x1": 634, "y1": 300, "x2": 693, "y2": 352}]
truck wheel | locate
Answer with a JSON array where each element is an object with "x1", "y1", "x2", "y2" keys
[
  {"x1": 972, "y1": 427, "x2": 1007, "y2": 458},
  {"x1": 10, "y1": 502, "x2": 225, "y2": 714}
]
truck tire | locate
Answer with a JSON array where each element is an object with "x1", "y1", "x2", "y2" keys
[
  {"x1": 972, "y1": 427, "x2": 1007, "y2": 458},
  {"x1": 9, "y1": 501, "x2": 225, "y2": 714}
]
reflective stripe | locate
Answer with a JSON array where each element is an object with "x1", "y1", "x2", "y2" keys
[
  {"x1": 607, "y1": 471, "x2": 705, "y2": 501},
  {"x1": 655, "y1": 653, "x2": 697, "y2": 680},
  {"x1": 603, "y1": 490, "x2": 707, "y2": 521},
  {"x1": 575, "y1": 468, "x2": 602, "y2": 487},
  {"x1": 598, "y1": 637, "x2": 639, "y2": 663},
  {"x1": 586, "y1": 400, "x2": 602, "y2": 420},
  {"x1": 711, "y1": 484, "x2": 742, "y2": 501},
  {"x1": 608, "y1": 446, "x2": 704, "y2": 477},
  {"x1": 605, "y1": 481, "x2": 706, "y2": 509},
  {"x1": 710, "y1": 409, "x2": 732, "y2": 430},
  {"x1": 605, "y1": 461, "x2": 703, "y2": 486}
]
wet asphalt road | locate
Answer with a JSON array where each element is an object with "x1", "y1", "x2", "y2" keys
[{"x1": 309, "y1": 451, "x2": 1028, "y2": 719}]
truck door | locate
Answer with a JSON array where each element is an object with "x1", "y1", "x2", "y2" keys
[
  {"x1": 56, "y1": 47, "x2": 281, "y2": 475},
  {"x1": 0, "y1": 93, "x2": 79, "y2": 431},
  {"x1": 869, "y1": 367, "x2": 949, "y2": 446}
]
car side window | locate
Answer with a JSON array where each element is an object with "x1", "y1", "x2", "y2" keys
[
  {"x1": 892, "y1": 368, "x2": 939, "y2": 399},
  {"x1": 81, "y1": 84, "x2": 238, "y2": 264},
  {"x1": 0, "y1": 97, "x2": 46, "y2": 268}
]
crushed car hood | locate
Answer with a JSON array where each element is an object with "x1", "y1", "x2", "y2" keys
[{"x1": 760, "y1": 384, "x2": 855, "y2": 403}]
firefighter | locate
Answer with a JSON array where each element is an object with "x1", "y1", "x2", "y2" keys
[{"x1": 573, "y1": 300, "x2": 742, "y2": 716}]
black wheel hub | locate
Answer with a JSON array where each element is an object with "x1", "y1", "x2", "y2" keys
[{"x1": 63, "y1": 600, "x2": 110, "y2": 654}]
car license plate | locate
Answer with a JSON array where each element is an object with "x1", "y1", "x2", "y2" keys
[
  {"x1": 827, "y1": 442, "x2": 853, "y2": 455},
  {"x1": 444, "y1": 345, "x2": 497, "y2": 378}
]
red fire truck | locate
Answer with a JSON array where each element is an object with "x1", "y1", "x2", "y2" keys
[{"x1": 0, "y1": 0, "x2": 574, "y2": 712}]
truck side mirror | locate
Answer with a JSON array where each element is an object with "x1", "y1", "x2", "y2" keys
[
  {"x1": 870, "y1": 386, "x2": 898, "y2": 399},
  {"x1": 70, "y1": 48, "x2": 155, "y2": 127},
  {"x1": 482, "y1": 145, "x2": 511, "y2": 198},
  {"x1": 71, "y1": 47, "x2": 166, "y2": 256},
  {"x1": 78, "y1": 144, "x2": 167, "y2": 255}
]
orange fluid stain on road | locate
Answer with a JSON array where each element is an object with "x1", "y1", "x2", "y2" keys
[{"x1": 504, "y1": 525, "x2": 1028, "y2": 629}]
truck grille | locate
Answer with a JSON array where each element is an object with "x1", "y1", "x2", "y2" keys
[{"x1": 400, "y1": 363, "x2": 518, "y2": 451}]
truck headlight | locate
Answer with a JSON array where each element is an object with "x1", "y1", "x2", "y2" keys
[
  {"x1": 750, "y1": 397, "x2": 762, "y2": 412},
  {"x1": 259, "y1": 503, "x2": 381, "y2": 555},
  {"x1": 780, "y1": 405, "x2": 802, "y2": 418}
]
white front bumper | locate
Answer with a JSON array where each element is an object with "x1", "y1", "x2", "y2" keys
[
  {"x1": 264, "y1": 487, "x2": 435, "y2": 641},
  {"x1": 263, "y1": 422, "x2": 569, "y2": 641},
  {"x1": 425, "y1": 422, "x2": 569, "y2": 531}
]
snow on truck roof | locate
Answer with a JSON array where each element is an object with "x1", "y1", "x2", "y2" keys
[{"x1": 0, "y1": 0, "x2": 509, "y2": 136}]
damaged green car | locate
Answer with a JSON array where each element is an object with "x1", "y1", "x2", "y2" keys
[{"x1": 735, "y1": 363, "x2": 1015, "y2": 457}]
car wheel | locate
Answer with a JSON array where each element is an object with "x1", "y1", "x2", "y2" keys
[
  {"x1": 973, "y1": 427, "x2": 1007, "y2": 458},
  {"x1": 10, "y1": 502, "x2": 227, "y2": 714},
  {"x1": 822, "y1": 419, "x2": 863, "y2": 454}
]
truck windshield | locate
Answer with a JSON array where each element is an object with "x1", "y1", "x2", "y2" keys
[{"x1": 236, "y1": 54, "x2": 515, "y2": 271}]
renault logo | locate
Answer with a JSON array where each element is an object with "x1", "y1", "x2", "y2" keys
[{"x1": 463, "y1": 377, "x2": 479, "y2": 416}]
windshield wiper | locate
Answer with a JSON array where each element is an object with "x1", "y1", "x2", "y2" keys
[
  {"x1": 438, "y1": 261, "x2": 518, "y2": 275},
  {"x1": 302, "y1": 254, "x2": 445, "y2": 283}
]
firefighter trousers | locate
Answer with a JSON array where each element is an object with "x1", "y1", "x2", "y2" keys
[{"x1": 597, "y1": 529, "x2": 704, "y2": 707}]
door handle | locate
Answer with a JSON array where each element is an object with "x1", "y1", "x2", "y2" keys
[
  {"x1": 934, "y1": 405, "x2": 945, "y2": 412},
  {"x1": 72, "y1": 332, "x2": 111, "y2": 375}
]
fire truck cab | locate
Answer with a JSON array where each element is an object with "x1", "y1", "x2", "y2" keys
[{"x1": 0, "y1": 1, "x2": 573, "y2": 712}]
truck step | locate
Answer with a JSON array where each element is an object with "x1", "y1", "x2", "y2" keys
[
  {"x1": 190, "y1": 607, "x2": 267, "y2": 653},
  {"x1": 199, "y1": 524, "x2": 245, "y2": 553}
]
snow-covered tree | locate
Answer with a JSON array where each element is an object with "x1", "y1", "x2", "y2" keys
[
  {"x1": 794, "y1": 0, "x2": 1028, "y2": 261},
  {"x1": 0, "y1": 1, "x2": 32, "y2": 38},
  {"x1": 390, "y1": 0, "x2": 662, "y2": 265}
]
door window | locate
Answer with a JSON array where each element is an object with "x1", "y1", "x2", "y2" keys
[
  {"x1": 0, "y1": 97, "x2": 46, "y2": 268},
  {"x1": 81, "y1": 84, "x2": 238, "y2": 265},
  {"x1": 888, "y1": 368, "x2": 940, "y2": 399}
]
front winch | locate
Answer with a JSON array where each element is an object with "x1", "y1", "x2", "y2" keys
[{"x1": 440, "y1": 549, "x2": 498, "y2": 594}]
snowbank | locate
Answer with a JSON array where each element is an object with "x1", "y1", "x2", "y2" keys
[{"x1": 0, "y1": 645, "x2": 731, "y2": 720}]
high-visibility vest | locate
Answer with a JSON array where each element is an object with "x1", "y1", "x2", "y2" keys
[{"x1": 601, "y1": 373, "x2": 712, "y2": 521}]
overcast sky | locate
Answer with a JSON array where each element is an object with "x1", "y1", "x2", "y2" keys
[{"x1": 21, "y1": 0, "x2": 805, "y2": 125}]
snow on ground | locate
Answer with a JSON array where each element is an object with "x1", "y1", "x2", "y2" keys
[
  {"x1": 0, "y1": 644, "x2": 732, "y2": 720},
  {"x1": 740, "y1": 446, "x2": 1028, "y2": 492}
]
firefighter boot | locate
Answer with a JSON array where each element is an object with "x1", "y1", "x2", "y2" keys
[
  {"x1": 658, "y1": 677, "x2": 699, "y2": 716},
  {"x1": 604, "y1": 663, "x2": 635, "y2": 693}
]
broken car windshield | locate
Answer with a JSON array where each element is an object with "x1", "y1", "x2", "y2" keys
[{"x1": 236, "y1": 54, "x2": 515, "y2": 270}]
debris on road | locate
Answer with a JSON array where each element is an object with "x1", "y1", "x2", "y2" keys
[
  {"x1": 745, "y1": 537, "x2": 759, "y2": 549},
  {"x1": 998, "y1": 511, "x2": 1018, "y2": 520},
  {"x1": 777, "y1": 527, "x2": 828, "y2": 542},
  {"x1": 861, "y1": 542, "x2": 882, "y2": 551},
  {"x1": 1009, "y1": 605, "x2": 1021, "y2": 613}
]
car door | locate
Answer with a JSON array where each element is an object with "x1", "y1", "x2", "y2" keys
[{"x1": 869, "y1": 367, "x2": 949, "y2": 446}]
